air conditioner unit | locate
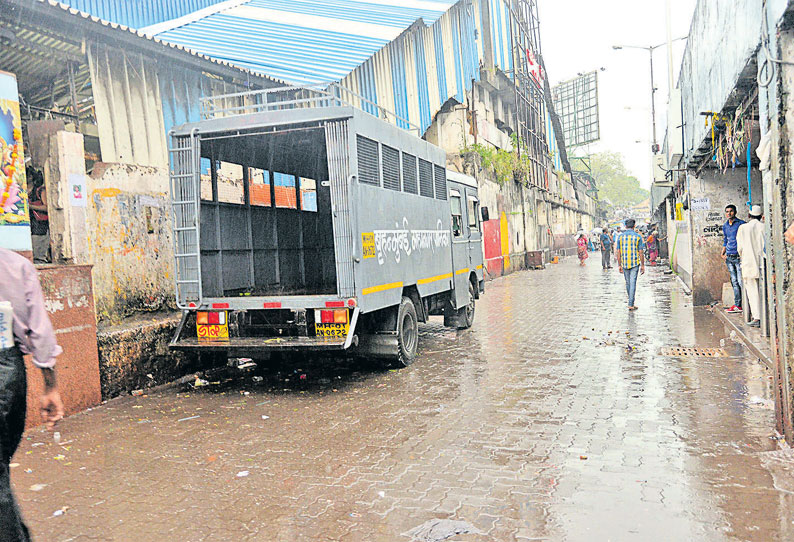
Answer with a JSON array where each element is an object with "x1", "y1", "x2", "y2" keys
[{"x1": 653, "y1": 153, "x2": 672, "y2": 186}]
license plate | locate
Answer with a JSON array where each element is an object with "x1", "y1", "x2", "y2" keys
[
  {"x1": 197, "y1": 323, "x2": 229, "y2": 340},
  {"x1": 315, "y1": 322, "x2": 349, "y2": 338}
]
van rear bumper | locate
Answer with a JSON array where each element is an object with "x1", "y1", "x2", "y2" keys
[
  {"x1": 169, "y1": 307, "x2": 360, "y2": 352},
  {"x1": 171, "y1": 335, "x2": 348, "y2": 351}
]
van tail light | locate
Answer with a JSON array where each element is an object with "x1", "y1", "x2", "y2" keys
[
  {"x1": 198, "y1": 312, "x2": 225, "y2": 325},
  {"x1": 320, "y1": 310, "x2": 333, "y2": 323},
  {"x1": 333, "y1": 310, "x2": 347, "y2": 323}
]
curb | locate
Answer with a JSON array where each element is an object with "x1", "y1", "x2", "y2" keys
[{"x1": 713, "y1": 309, "x2": 774, "y2": 371}]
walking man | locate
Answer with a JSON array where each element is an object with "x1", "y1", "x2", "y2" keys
[
  {"x1": 600, "y1": 226, "x2": 613, "y2": 270},
  {"x1": 722, "y1": 204, "x2": 746, "y2": 313},
  {"x1": 616, "y1": 218, "x2": 645, "y2": 311},
  {"x1": 736, "y1": 205, "x2": 765, "y2": 327},
  {"x1": 0, "y1": 248, "x2": 64, "y2": 541}
]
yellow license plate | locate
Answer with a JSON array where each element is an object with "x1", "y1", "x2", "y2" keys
[
  {"x1": 315, "y1": 322, "x2": 349, "y2": 338},
  {"x1": 197, "y1": 323, "x2": 229, "y2": 341}
]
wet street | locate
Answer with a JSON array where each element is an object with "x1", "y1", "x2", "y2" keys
[{"x1": 12, "y1": 259, "x2": 794, "y2": 541}]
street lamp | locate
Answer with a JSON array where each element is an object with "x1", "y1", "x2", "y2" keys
[{"x1": 612, "y1": 37, "x2": 687, "y2": 155}]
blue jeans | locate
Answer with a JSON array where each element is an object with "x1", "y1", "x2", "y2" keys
[
  {"x1": 624, "y1": 265, "x2": 639, "y2": 307},
  {"x1": 726, "y1": 254, "x2": 742, "y2": 307}
]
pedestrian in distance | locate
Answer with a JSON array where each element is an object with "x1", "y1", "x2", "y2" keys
[
  {"x1": 577, "y1": 233, "x2": 589, "y2": 266},
  {"x1": 722, "y1": 204, "x2": 746, "y2": 314},
  {"x1": 616, "y1": 218, "x2": 646, "y2": 311},
  {"x1": 646, "y1": 228, "x2": 659, "y2": 265},
  {"x1": 0, "y1": 248, "x2": 65, "y2": 542},
  {"x1": 600, "y1": 226, "x2": 613, "y2": 270},
  {"x1": 736, "y1": 205, "x2": 765, "y2": 327}
]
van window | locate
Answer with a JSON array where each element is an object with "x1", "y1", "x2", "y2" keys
[
  {"x1": 467, "y1": 197, "x2": 479, "y2": 231},
  {"x1": 451, "y1": 195, "x2": 463, "y2": 237}
]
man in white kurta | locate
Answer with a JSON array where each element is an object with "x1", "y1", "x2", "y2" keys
[{"x1": 736, "y1": 205, "x2": 765, "y2": 327}]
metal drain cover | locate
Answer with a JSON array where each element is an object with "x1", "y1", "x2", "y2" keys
[{"x1": 659, "y1": 346, "x2": 729, "y2": 357}]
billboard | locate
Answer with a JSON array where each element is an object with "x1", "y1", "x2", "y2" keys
[
  {"x1": 551, "y1": 71, "x2": 600, "y2": 148},
  {"x1": 0, "y1": 70, "x2": 31, "y2": 251}
]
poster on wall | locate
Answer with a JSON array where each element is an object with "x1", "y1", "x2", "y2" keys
[{"x1": 0, "y1": 70, "x2": 31, "y2": 251}]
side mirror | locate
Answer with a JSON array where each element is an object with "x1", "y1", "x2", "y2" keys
[{"x1": 480, "y1": 206, "x2": 489, "y2": 222}]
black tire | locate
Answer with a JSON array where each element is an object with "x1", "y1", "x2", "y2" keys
[
  {"x1": 394, "y1": 296, "x2": 419, "y2": 367},
  {"x1": 459, "y1": 281, "x2": 476, "y2": 330}
]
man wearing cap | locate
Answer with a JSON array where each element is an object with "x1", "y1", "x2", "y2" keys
[{"x1": 736, "y1": 205, "x2": 765, "y2": 327}]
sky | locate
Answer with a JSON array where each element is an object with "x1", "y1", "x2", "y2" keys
[{"x1": 539, "y1": 0, "x2": 697, "y2": 188}]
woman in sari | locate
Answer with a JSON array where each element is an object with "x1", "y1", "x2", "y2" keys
[
  {"x1": 646, "y1": 229, "x2": 659, "y2": 265},
  {"x1": 577, "y1": 233, "x2": 589, "y2": 266}
]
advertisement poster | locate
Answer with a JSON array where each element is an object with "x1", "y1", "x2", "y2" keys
[{"x1": 0, "y1": 70, "x2": 31, "y2": 251}]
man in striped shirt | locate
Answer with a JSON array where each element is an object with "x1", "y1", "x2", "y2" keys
[{"x1": 616, "y1": 219, "x2": 646, "y2": 311}]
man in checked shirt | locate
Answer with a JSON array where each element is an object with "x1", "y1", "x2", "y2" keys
[
  {"x1": 0, "y1": 247, "x2": 64, "y2": 542},
  {"x1": 616, "y1": 218, "x2": 646, "y2": 311}
]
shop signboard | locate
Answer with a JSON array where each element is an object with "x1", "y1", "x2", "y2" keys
[{"x1": 0, "y1": 70, "x2": 31, "y2": 251}]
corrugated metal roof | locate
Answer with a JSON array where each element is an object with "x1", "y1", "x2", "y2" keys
[
  {"x1": 149, "y1": 0, "x2": 457, "y2": 85},
  {"x1": 26, "y1": 0, "x2": 287, "y2": 85},
  {"x1": 55, "y1": 0, "x2": 230, "y2": 29}
]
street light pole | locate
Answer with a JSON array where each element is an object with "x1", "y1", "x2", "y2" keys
[
  {"x1": 612, "y1": 37, "x2": 687, "y2": 156},
  {"x1": 649, "y1": 48, "x2": 658, "y2": 154}
]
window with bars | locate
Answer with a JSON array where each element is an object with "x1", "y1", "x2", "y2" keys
[
  {"x1": 433, "y1": 165, "x2": 447, "y2": 200},
  {"x1": 418, "y1": 158, "x2": 433, "y2": 198},
  {"x1": 402, "y1": 153, "x2": 418, "y2": 194},
  {"x1": 382, "y1": 145, "x2": 401, "y2": 191},
  {"x1": 357, "y1": 135, "x2": 379, "y2": 186}
]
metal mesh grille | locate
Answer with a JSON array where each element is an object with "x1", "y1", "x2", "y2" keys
[
  {"x1": 357, "y1": 135, "x2": 379, "y2": 186},
  {"x1": 433, "y1": 165, "x2": 447, "y2": 200},
  {"x1": 419, "y1": 158, "x2": 434, "y2": 198},
  {"x1": 658, "y1": 347, "x2": 729, "y2": 357},
  {"x1": 402, "y1": 153, "x2": 418, "y2": 194},
  {"x1": 382, "y1": 145, "x2": 401, "y2": 191}
]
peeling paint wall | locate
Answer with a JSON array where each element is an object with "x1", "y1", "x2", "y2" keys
[
  {"x1": 86, "y1": 163, "x2": 175, "y2": 324},
  {"x1": 688, "y1": 168, "x2": 762, "y2": 305}
]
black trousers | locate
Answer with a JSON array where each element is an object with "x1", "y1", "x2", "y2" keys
[{"x1": 0, "y1": 346, "x2": 30, "y2": 542}]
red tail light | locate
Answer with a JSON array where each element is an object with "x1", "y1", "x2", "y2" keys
[
  {"x1": 320, "y1": 310, "x2": 333, "y2": 323},
  {"x1": 325, "y1": 301, "x2": 345, "y2": 308}
]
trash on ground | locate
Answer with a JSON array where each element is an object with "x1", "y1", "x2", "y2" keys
[
  {"x1": 403, "y1": 518, "x2": 482, "y2": 542},
  {"x1": 131, "y1": 389, "x2": 144, "y2": 396},
  {"x1": 579, "y1": 455, "x2": 588, "y2": 460},
  {"x1": 299, "y1": 374, "x2": 307, "y2": 380},
  {"x1": 52, "y1": 506, "x2": 69, "y2": 517},
  {"x1": 53, "y1": 454, "x2": 66, "y2": 461},
  {"x1": 177, "y1": 415, "x2": 200, "y2": 422},
  {"x1": 236, "y1": 470, "x2": 250, "y2": 478},
  {"x1": 29, "y1": 484, "x2": 46, "y2": 492},
  {"x1": 192, "y1": 378, "x2": 210, "y2": 388},
  {"x1": 261, "y1": 415, "x2": 270, "y2": 420},
  {"x1": 53, "y1": 432, "x2": 61, "y2": 444},
  {"x1": 235, "y1": 358, "x2": 257, "y2": 370},
  {"x1": 252, "y1": 376, "x2": 264, "y2": 383}
]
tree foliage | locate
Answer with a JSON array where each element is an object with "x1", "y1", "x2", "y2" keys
[{"x1": 588, "y1": 151, "x2": 649, "y2": 207}]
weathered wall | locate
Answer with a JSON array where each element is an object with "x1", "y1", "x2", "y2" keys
[
  {"x1": 667, "y1": 194, "x2": 693, "y2": 288},
  {"x1": 87, "y1": 163, "x2": 175, "y2": 324},
  {"x1": 679, "y1": 0, "x2": 763, "y2": 162},
  {"x1": 26, "y1": 264, "x2": 101, "y2": 428},
  {"x1": 688, "y1": 168, "x2": 762, "y2": 305},
  {"x1": 97, "y1": 314, "x2": 192, "y2": 398}
]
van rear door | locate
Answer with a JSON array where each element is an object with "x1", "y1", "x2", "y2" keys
[{"x1": 449, "y1": 188, "x2": 470, "y2": 308}]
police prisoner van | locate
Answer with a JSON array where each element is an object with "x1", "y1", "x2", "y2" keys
[{"x1": 168, "y1": 86, "x2": 485, "y2": 366}]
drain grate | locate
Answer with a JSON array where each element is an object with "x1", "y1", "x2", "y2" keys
[{"x1": 659, "y1": 346, "x2": 729, "y2": 357}]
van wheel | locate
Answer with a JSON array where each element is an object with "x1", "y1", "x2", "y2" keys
[
  {"x1": 394, "y1": 296, "x2": 419, "y2": 367},
  {"x1": 459, "y1": 282, "x2": 476, "y2": 330}
]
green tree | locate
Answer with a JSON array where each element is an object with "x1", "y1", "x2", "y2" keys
[{"x1": 588, "y1": 151, "x2": 649, "y2": 207}]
